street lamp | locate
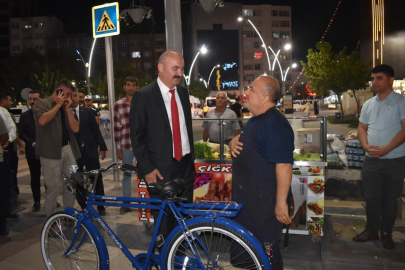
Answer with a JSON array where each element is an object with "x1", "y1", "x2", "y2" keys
[
  {"x1": 281, "y1": 62, "x2": 297, "y2": 94},
  {"x1": 76, "y1": 50, "x2": 91, "y2": 95},
  {"x1": 207, "y1": 64, "x2": 220, "y2": 89},
  {"x1": 199, "y1": 77, "x2": 208, "y2": 88},
  {"x1": 186, "y1": 44, "x2": 207, "y2": 86},
  {"x1": 268, "y1": 43, "x2": 291, "y2": 77},
  {"x1": 238, "y1": 16, "x2": 271, "y2": 74}
]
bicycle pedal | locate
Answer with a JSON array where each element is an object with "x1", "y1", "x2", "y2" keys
[{"x1": 156, "y1": 234, "x2": 165, "y2": 248}]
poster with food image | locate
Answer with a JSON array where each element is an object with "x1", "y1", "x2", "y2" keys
[
  {"x1": 307, "y1": 217, "x2": 324, "y2": 236},
  {"x1": 307, "y1": 197, "x2": 324, "y2": 217},
  {"x1": 194, "y1": 163, "x2": 233, "y2": 202},
  {"x1": 292, "y1": 165, "x2": 324, "y2": 176},
  {"x1": 307, "y1": 176, "x2": 325, "y2": 196}
]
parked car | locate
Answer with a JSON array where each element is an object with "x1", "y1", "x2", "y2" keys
[{"x1": 328, "y1": 103, "x2": 337, "y2": 109}]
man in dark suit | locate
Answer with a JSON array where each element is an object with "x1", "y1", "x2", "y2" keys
[
  {"x1": 19, "y1": 90, "x2": 42, "y2": 212},
  {"x1": 130, "y1": 50, "x2": 195, "y2": 244},
  {"x1": 70, "y1": 92, "x2": 108, "y2": 216}
]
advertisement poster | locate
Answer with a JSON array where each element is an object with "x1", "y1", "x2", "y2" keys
[
  {"x1": 284, "y1": 94, "x2": 293, "y2": 114},
  {"x1": 137, "y1": 177, "x2": 151, "y2": 222},
  {"x1": 290, "y1": 165, "x2": 325, "y2": 235},
  {"x1": 194, "y1": 162, "x2": 233, "y2": 202}
]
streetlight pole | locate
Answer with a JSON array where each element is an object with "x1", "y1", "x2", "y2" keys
[
  {"x1": 76, "y1": 50, "x2": 91, "y2": 95},
  {"x1": 238, "y1": 17, "x2": 271, "y2": 74},
  {"x1": 186, "y1": 44, "x2": 207, "y2": 85},
  {"x1": 281, "y1": 63, "x2": 297, "y2": 95},
  {"x1": 207, "y1": 64, "x2": 220, "y2": 89}
]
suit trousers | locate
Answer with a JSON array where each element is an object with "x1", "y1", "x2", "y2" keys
[
  {"x1": 0, "y1": 161, "x2": 6, "y2": 228},
  {"x1": 150, "y1": 154, "x2": 194, "y2": 248},
  {"x1": 2, "y1": 150, "x2": 11, "y2": 214},
  {"x1": 76, "y1": 149, "x2": 105, "y2": 211},
  {"x1": 40, "y1": 145, "x2": 76, "y2": 217},
  {"x1": 27, "y1": 158, "x2": 41, "y2": 203}
]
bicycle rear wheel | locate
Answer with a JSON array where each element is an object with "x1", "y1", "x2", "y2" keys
[
  {"x1": 165, "y1": 222, "x2": 265, "y2": 270},
  {"x1": 41, "y1": 211, "x2": 102, "y2": 270}
]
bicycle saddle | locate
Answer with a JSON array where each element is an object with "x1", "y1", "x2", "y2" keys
[{"x1": 147, "y1": 179, "x2": 185, "y2": 199}]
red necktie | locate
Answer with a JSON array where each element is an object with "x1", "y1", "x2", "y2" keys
[{"x1": 169, "y1": 89, "x2": 182, "y2": 161}]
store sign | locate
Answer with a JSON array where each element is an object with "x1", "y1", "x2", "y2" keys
[
  {"x1": 254, "y1": 52, "x2": 262, "y2": 59},
  {"x1": 222, "y1": 81, "x2": 239, "y2": 88},
  {"x1": 222, "y1": 62, "x2": 237, "y2": 70}
]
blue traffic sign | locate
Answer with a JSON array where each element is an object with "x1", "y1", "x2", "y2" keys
[{"x1": 92, "y1": 2, "x2": 120, "y2": 38}]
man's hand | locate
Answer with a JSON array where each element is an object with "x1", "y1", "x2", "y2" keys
[
  {"x1": 53, "y1": 91, "x2": 64, "y2": 107},
  {"x1": 64, "y1": 96, "x2": 73, "y2": 111},
  {"x1": 145, "y1": 169, "x2": 163, "y2": 184},
  {"x1": 99, "y1": 150, "x2": 106, "y2": 159},
  {"x1": 19, "y1": 146, "x2": 25, "y2": 155},
  {"x1": 229, "y1": 133, "x2": 243, "y2": 157},
  {"x1": 2, "y1": 141, "x2": 9, "y2": 149},
  {"x1": 368, "y1": 145, "x2": 389, "y2": 158},
  {"x1": 116, "y1": 149, "x2": 122, "y2": 160},
  {"x1": 275, "y1": 201, "x2": 292, "y2": 225}
]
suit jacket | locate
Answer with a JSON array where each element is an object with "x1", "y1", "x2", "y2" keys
[
  {"x1": 19, "y1": 109, "x2": 37, "y2": 159},
  {"x1": 74, "y1": 106, "x2": 107, "y2": 160},
  {"x1": 129, "y1": 80, "x2": 195, "y2": 180}
]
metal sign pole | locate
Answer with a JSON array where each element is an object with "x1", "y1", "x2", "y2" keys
[{"x1": 105, "y1": 36, "x2": 119, "y2": 182}]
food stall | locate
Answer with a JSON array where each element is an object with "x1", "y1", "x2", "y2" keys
[{"x1": 191, "y1": 117, "x2": 328, "y2": 236}]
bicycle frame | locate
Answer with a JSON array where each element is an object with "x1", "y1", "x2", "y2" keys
[{"x1": 62, "y1": 193, "x2": 259, "y2": 270}]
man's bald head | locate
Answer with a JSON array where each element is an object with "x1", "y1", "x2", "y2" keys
[
  {"x1": 257, "y1": 75, "x2": 280, "y2": 104},
  {"x1": 158, "y1": 50, "x2": 183, "y2": 65}
]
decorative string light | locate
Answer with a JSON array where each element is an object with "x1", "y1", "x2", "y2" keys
[
  {"x1": 355, "y1": 39, "x2": 361, "y2": 53},
  {"x1": 290, "y1": 0, "x2": 343, "y2": 91}
]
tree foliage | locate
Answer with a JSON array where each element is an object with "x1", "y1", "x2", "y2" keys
[
  {"x1": 301, "y1": 42, "x2": 370, "y2": 118},
  {"x1": 189, "y1": 80, "x2": 211, "y2": 99}
]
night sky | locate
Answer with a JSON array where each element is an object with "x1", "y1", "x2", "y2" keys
[{"x1": 37, "y1": 0, "x2": 364, "y2": 63}]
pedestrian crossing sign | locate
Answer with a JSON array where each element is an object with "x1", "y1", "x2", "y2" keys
[{"x1": 92, "y1": 2, "x2": 120, "y2": 38}]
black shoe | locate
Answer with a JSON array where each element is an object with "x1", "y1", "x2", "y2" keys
[
  {"x1": 353, "y1": 229, "x2": 379, "y2": 242},
  {"x1": 6, "y1": 212, "x2": 19, "y2": 219},
  {"x1": 0, "y1": 226, "x2": 9, "y2": 237},
  {"x1": 98, "y1": 208, "x2": 106, "y2": 216},
  {"x1": 32, "y1": 202, "x2": 40, "y2": 212},
  {"x1": 381, "y1": 232, "x2": 395, "y2": 249}
]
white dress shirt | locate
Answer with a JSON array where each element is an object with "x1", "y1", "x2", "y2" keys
[
  {"x1": 71, "y1": 105, "x2": 80, "y2": 123},
  {"x1": 0, "y1": 106, "x2": 16, "y2": 142},
  {"x1": 157, "y1": 77, "x2": 191, "y2": 157}
]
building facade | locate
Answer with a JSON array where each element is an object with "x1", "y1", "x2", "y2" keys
[
  {"x1": 9, "y1": 16, "x2": 65, "y2": 56},
  {"x1": 189, "y1": 3, "x2": 293, "y2": 93}
]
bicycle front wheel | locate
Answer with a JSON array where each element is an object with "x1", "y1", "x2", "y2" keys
[
  {"x1": 165, "y1": 222, "x2": 265, "y2": 270},
  {"x1": 41, "y1": 211, "x2": 102, "y2": 270}
]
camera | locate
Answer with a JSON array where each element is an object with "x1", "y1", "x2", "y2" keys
[{"x1": 56, "y1": 89, "x2": 64, "y2": 96}]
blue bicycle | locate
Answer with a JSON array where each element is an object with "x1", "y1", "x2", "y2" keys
[{"x1": 40, "y1": 163, "x2": 271, "y2": 269}]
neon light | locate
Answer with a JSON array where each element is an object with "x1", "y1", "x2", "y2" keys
[{"x1": 222, "y1": 62, "x2": 237, "y2": 70}]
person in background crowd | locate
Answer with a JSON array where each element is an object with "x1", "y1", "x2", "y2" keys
[
  {"x1": 229, "y1": 75, "x2": 294, "y2": 269},
  {"x1": 70, "y1": 92, "x2": 108, "y2": 216},
  {"x1": 203, "y1": 103, "x2": 208, "y2": 118},
  {"x1": 230, "y1": 97, "x2": 243, "y2": 128},
  {"x1": 84, "y1": 95, "x2": 100, "y2": 124},
  {"x1": 33, "y1": 79, "x2": 80, "y2": 217},
  {"x1": 114, "y1": 76, "x2": 139, "y2": 214},
  {"x1": 130, "y1": 50, "x2": 195, "y2": 251},
  {"x1": 0, "y1": 93, "x2": 24, "y2": 216},
  {"x1": 0, "y1": 114, "x2": 10, "y2": 235},
  {"x1": 19, "y1": 90, "x2": 42, "y2": 212},
  {"x1": 202, "y1": 91, "x2": 240, "y2": 145},
  {"x1": 78, "y1": 90, "x2": 85, "y2": 106},
  {"x1": 353, "y1": 64, "x2": 405, "y2": 249},
  {"x1": 314, "y1": 100, "x2": 319, "y2": 115},
  {"x1": 305, "y1": 100, "x2": 312, "y2": 116},
  {"x1": 0, "y1": 95, "x2": 19, "y2": 220}
]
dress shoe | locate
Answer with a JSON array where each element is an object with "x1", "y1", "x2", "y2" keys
[
  {"x1": 381, "y1": 232, "x2": 395, "y2": 249},
  {"x1": 6, "y1": 212, "x2": 19, "y2": 219},
  {"x1": 352, "y1": 229, "x2": 379, "y2": 242},
  {"x1": 17, "y1": 195, "x2": 28, "y2": 204},
  {"x1": 32, "y1": 202, "x2": 40, "y2": 212},
  {"x1": 120, "y1": 207, "x2": 131, "y2": 214},
  {"x1": 98, "y1": 208, "x2": 106, "y2": 216}
]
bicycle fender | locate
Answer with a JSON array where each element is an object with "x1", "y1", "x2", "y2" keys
[
  {"x1": 64, "y1": 207, "x2": 110, "y2": 270},
  {"x1": 160, "y1": 216, "x2": 271, "y2": 270}
]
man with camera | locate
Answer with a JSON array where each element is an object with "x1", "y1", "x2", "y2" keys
[{"x1": 32, "y1": 79, "x2": 81, "y2": 217}]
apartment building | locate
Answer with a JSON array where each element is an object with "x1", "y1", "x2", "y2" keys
[
  {"x1": 189, "y1": 3, "x2": 293, "y2": 92},
  {"x1": 9, "y1": 16, "x2": 65, "y2": 56}
]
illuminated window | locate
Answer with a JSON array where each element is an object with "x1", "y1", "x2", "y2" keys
[
  {"x1": 130, "y1": 40, "x2": 140, "y2": 46},
  {"x1": 242, "y1": 31, "x2": 254, "y2": 38},
  {"x1": 280, "y1": 31, "x2": 290, "y2": 38},
  {"x1": 34, "y1": 22, "x2": 43, "y2": 28},
  {"x1": 25, "y1": 24, "x2": 32, "y2": 28},
  {"x1": 132, "y1": 51, "x2": 141, "y2": 58},
  {"x1": 242, "y1": 9, "x2": 253, "y2": 17},
  {"x1": 272, "y1": 31, "x2": 279, "y2": 38}
]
